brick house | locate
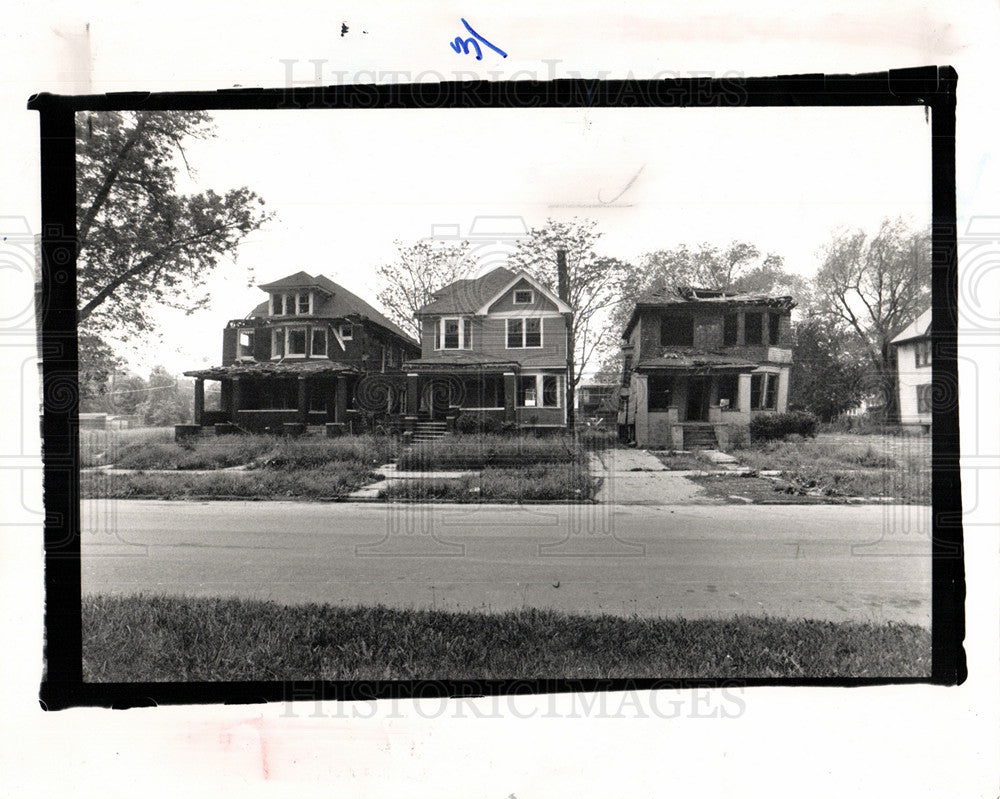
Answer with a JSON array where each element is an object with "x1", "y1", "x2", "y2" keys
[
  {"x1": 401, "y1": 265, "x2": 574, "y2": 431},
  {"x1": 889, "y1": 308, "x2": 932, "y2": 433},
  {"x1": 182, "y1": 272, "x2": 420, "y2": 433},
  {"x1": 618, "y1": 286, "x2": 796, "y2": 450}
]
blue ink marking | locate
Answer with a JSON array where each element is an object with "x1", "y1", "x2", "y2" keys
[{"x1": 449, "y1": 18, "x2": 507, "y2": 60}]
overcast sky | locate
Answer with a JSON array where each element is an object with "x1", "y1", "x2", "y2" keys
[{"x1": 103, "y1": 104, "x2": 931, "y2": 375}]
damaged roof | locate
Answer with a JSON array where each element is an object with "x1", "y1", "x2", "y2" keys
[
  {"x1": 635, "y1": 350, "x2": 758, "y2": 372},
  {"x1": 184, "y1": 360, "x2": 361, "y2": 381}
]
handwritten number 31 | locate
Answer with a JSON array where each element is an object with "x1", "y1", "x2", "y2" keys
[{"x1": 450, "y1": 18, "x2": 508, "y2": 60}]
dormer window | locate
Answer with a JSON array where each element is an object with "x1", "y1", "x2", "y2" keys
[
  {"x1": 340, "y1": 323, "x2": 353, "y2": 341},
  {"x1": 297, "y1": 293, "x2": 311, "y2": 315},
  {"x1": 271, "y1": 294, "x2": 284, "y2": 316},
  {"x1": 513, "y1": 289, "x2": 534, "y2": 305}
]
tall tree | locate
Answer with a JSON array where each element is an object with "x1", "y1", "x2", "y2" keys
[
  {"x1": 76, "y1": 111, "x2": 271, "y2": 343},
  {"x1": 788, "y1": 315, "x2": 868, "y2": 421},
  {"x1": 137, "y1": 366, "x2": 190, "y2": 426},
  {"x1": 506, "y1": 218, "x2": 629, "y2": 426},
  {"x1": 813, "y1": 218, "x2": 931, "y2": 421},
  {"x1": 374, "y1": 238, "x2": 473, "y2": 340}
]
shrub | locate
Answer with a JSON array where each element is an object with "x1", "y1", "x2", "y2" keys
[
  {"x1": 455, "y1": 412, "x2": 505, "y2": 435},
  {"x1": 396, "y1": 434, "x2": 584, "y2": 471},
  {"x1": 750, "y1": 411, "x2": 818, "y2": 443}
]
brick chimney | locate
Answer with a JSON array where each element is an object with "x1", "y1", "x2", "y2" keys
[{"x1": 556, "y1": 249, "x2": 569, "y2": 302}]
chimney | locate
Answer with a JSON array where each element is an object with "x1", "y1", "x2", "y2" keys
[{"x1": 556, "y1": 249, "x2": 569, "y2": 302}]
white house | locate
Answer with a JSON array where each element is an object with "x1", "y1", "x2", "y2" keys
[{"x1": 890, "y1": 308, "x2": 932, "y2": 433}]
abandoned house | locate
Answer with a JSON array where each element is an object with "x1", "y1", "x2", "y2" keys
[
  {"x1": 617, "y1": 286, "x2": 796, "y2": 450},
  {"x1": 890, "y1": 308, "x2": 932, "y2": 434},
  {"x1": 181, "y1": 272, "x2": 420, "y2": 434},
  {"x1": 401, "y1": 260, "x2": 574, "y2": 431}
]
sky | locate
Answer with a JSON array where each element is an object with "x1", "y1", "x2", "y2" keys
[{"x1": 90, "y1": 103, "x2": 932, "y2": 376}]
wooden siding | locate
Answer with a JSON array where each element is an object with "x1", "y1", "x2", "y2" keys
[
  {"x1": 487, "y1": 277, "x2": 559, "y2": 313},
  {"x1": 420, "y1": 313, "x2": 568, "y2": 367},
  {"x1": 896, "y1": 340, "x2": 933, "y2": 424}
]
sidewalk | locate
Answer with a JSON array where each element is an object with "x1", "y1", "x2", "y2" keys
[{"x1": 589, "y1": 449, "x2": 719, "y2": 505}]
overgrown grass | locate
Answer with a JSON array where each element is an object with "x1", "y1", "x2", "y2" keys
[
  {"x1": 85, "y1": 432, "x2": 400, "y2": 470},
  {"x1": 397, "y1": 434, "x2": 586, "y2": 471},
  {"x1": 81, "y1": 464, "x2": 381, "y2": 500},
  {"x1": 380, "y1": 464, "x2": 599, "y2": 502},
  {"x1": 731, "y1": 438, "x2": 930, "y2": 503},
  {"x1": 650, "y1": 451, "x2": 715, "y2": 471},
  {"x1": 82, "y1": 593, "x2": 932, "y2": 680},
  {"x1": 81, "y1": 427, "x2": 175, "y2": 467}
]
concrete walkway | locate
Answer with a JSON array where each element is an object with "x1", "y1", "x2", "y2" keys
[
  {"x1": 589, "y1": 450, "x2": 719, "y2": 505},
  {"x1": 348, "y1": 462, "x2": 478, "y2": 499}
]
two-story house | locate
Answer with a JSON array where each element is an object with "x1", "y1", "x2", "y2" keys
[
  {"x1": 617, "y1": 286, "x2": 796, "y2": 450},
  {"x1": 889, "y1": 308, "x2": 932, "y2": 433},
  {"x1": 401, "y1": 265, "x2": 574, "y2": 430},
  {"x1": 182, "y1": 271, "x2": 420, "y2": 433}
]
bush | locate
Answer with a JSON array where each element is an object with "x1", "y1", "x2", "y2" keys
[
  {"x1": 396, "y1": 434, "x2": 584, "y2": 471},
  {"x1": 455, "y1": 412, "x2": 505, "y2": 435},
  {"x1": 750, "y1": 411, "x2": 818, "y2": 442}
]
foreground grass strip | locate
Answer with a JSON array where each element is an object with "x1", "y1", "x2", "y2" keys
[
  {"x1": 380, "y1": 464, "x2": 598, "y2": 502},
  {"x1": 83, "y1": 594, "x2": 931, "y2": 681},
  {"x1": 397, "y1": 434, "x2": 586, "y2": 471}
]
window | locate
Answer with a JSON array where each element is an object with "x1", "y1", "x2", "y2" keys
[
  {"x1": 744, "y1": 313, "x2": 763, "y2": 345},
  {"x1": 622, "y1": 354, "x2": 633, "y2": 385},
  {"x1": 287, "y1": 328, "x2": 307, "y2": 356},
  {"x1": 463, "y1": 318, "x2": 473, "y2": 349},
  {"x1": 507, "y1": 319, "x2": 523, "y2": 348},
  {"x1": 271, "y1": 328, "x2": 285, "y2": 358},
  {"x1": 660, "y1": 315, "x2": 694, "y2": 347},
  {"x1": 917, "y1": 383, "x2": 933, "y2": 413},
  {"x1": 506, "y1": 317, "x2": 543, "y2": 348},
  {"x1": 751, "y1": 373, "x2": 778, "y2": 410},
  {"x1": 915, "y1": 340, "x2": 932, "y2": 367},
  {"x1": 311, "y1": 327, "x2": 327, "y2": 357},
  {"x1": 443, "y1": 318, "x2": 460, "y2": 349},
  {"x1": 518, "y1": 376, "x2": 537, "y2": 407},
  {"x1": 513, "y1": 289, "x2": 534, "y2": 305},
  {"x1": 271, "y1": 294, "x2": 284, "y2": 316},
  {"x1": 340, "y1": 323, "x2": 353, "y2": 341},
  {"x1": 648, "y1": 375, "x2": 674, "y2": 411},
  {"x1": 238, "y1": 329, "x2": 255, "y2": 359},
  {"x1": 297, "y1": 293, "x2": 311, "y2": 315},
  {"x1": 763, "y1": 373, "x2": 778, "y2": 409},
  {"x1": 542, "y1": 375, "x2": 559, "y2": 407},
  {"x1": 723, "y1": 314, "x2": 738, "y2": 346},
  {"x1": 768, "y1": 313, "x2": 781, "y2": 345}
]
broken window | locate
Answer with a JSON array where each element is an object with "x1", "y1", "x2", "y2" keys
[
  {"x1": 768, "y1": 313, "x2": 781, "y2": 345},
  {"x1": 750, "y1": 373, "x2": 763, "y2": 408},
  {"x1": 311, "y1": 328, "x2": 327, "y2": 357},
  {"x1": 238, "y1": 329, "x2": 255, "y2": 359},
  {"x1": 718, "y1": 374, "x2": 739, "y2": 409},
  {"x1": 518, "y1": 375, "x2": 537, "y2": 406},
  {"x1": 660, "y1": 315, "x2": 694, "y2": 347},
  {"x1": 763, "y1": 373, "x2": 778, "y2": 409},
  {"x1": 298, "y1": 293, "x2": 311, "y2": 315},
  {"x1": 513, "y1": 289, "x2": 534, "y2": 304},
  {"x1": 723, "y1": 314, "x2": 738, "y2": 346},
  {"x1": 744, "y1": 313, "x2": 763, "y2": 345},
  {"x1": 648, "y1": 375, "x2": 673, "y2": 411},
  {"x1": 271, "y1": 328, "x2": 285, "y2": 358},
  {"x1": 287, "y1": 328, "x2": 307, "y2": 356}
]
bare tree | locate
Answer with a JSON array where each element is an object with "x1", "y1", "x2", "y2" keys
[{"x1": 374, "y1": 238, "x2": 473, "y2": 341}]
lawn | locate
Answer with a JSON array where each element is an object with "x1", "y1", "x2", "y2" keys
[
  {"x1": 727, "y1": 434, "x2": 931, "y2": 504},
  {"x1": 83, "y1": 593, "x2": 931, "y2": 681},
  {"x1": 381, "y1": 464, "x2": 598, "y2": 502},
  {"x1": 397, "y1": 433, "x2": 586, "y2": 471}
]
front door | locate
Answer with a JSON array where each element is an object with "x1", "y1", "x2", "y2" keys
[{"x1": 686, "y1": 378, "x2": 708, "y2": 421}]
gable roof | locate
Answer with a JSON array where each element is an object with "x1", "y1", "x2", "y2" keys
[
  {"x1": 416, "y1": 267, "x2": 518, "y2": 315},
  {"x1": 890, "y1": 308, "x2": 932, "y2": 345},
  {"x1": 622, "y1": 286, "x2": 796, "y2": 339},
  {"x1": 249, "y1": 273, "x2": 417, "y2": 345},
  {"x1": 417, "y1": 266, "x2": 572, "y2": 316}
]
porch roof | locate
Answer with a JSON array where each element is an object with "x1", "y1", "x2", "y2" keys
[
  {"x1": 184, "y1": 360, "x2": 361, "y2": 380},
  {"x1": 635, "y1": 351, "x2": 757, "y2": 373},
  {"x1": 403, "y1": 352, "x2": 524, "y2": 372}
]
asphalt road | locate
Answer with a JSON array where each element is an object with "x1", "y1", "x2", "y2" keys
[{"x1": 81, "y1": 500, "x2": 933, "y2": 625}]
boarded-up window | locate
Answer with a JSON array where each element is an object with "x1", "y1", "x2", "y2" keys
[
  {"x1": 768, "y1": 313, "x2": 781, "y2": 345},
  {"x1": 648, "y1": 375, "x2": 674, "y2": 410},
  {"x1": 723, "y1": 314, "x2": 738, "y2": 346},
  {"x1": 745, "y1": 313, "x2": 763, "y2": 345},
  {"x1": 660, "y1": 315, "x2": 694, "y2": 347}
]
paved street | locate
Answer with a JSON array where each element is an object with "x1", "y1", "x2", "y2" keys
[{"x1": 81, "y1": 500, "x2": 932, "y2": 626}]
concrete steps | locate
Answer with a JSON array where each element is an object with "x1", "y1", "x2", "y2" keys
[
  {"x1": 683, "y1": 423, "x2": 718, "y2": 450},
  {"x1": 412, "y1": 420, "x2": 448, "y2": 443}
]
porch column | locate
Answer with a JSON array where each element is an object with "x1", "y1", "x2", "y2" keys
[
  {"x1": 297, "y1": 376, "x2": 310, "y2": 423},
  {"x1": 503, "y1": 372, "x2": 516, "y2": 423},
  {"x1": 334, "y1": 374, "x2": 348, "y2": 423},
  {"x1": 634, "y1": 373, "x2": 649, "y2": 446},
  {"x1": 231, "y1": 377, "x2": 243, "y2": 424},
  {"x1": 193, "y1": 378, "x2": 205, "y2": 425},
  {"x1": 738, "y1": 373, "x2": 752, "y2": 416}
]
